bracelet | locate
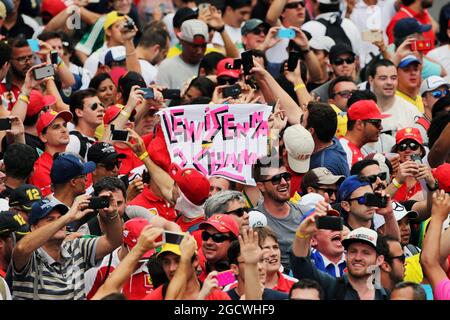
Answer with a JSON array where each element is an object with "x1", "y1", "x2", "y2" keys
[
  {"x1": 296, "y1": 230, "x2": 310, "y2": 239},
  {"x1": 294, "y1": 84, "x2": 306, "y2": 91},
  {"x1": 120, "y1": 110, "x2": 131, "y2": 118},
  {"x1": 138, "y1": 151, "x2": 149, "y2": 161},
  {"x1": 392, "y1": 178, "x2": 402, "y2": 188},
  {"x1": 18, "y1": 94, "x2": 29, "y2": 104}
]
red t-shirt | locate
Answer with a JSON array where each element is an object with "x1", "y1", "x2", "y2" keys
[
  {"x1": 114, "y1": 133, "x2": 153, "y2": 175},
  {"x1": 287, "y1": 166, "x2": 303, "y2": 198},
  {"x1": 339, "y1": 137, "x2": 364, "y2": 168},
  {"x1": 175, "y1": 215, "x2": 204, "y2": 248},
  {"x1": 128, "y1": 187, "x2": 177, "y2": 221},
  {"x1": 386, "y1": 5, "x2": 435, "y2": 51},
  {"x1": 271, "y1": 271, "x2": 298, "y2": 293},
  {"x1": 143, "y1": 284, "x2": 231, "y2": 300},
  {"x1": 393, "y1": 181, "x2": 422, "y2": 202},
  {"x1": 29, "y1": 151, "x2": 53, "y2": 197},
  {"x1": 0, "y1": 83, "x2": 20, "y2": 111}
]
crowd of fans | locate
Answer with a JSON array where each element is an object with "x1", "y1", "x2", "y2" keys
[{"x1": 0, "y1": 0, "x2": 449, "y2": 301}]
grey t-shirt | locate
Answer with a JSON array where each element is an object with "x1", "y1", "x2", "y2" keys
[
  {"x1": 155, "y1": 55, "x2": 199, "y2": 90},
  {"x1": 255, "y1": 202, "x2": 308, "y2": 270}
]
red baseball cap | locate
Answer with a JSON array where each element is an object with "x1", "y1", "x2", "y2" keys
[
  {"x1": 168, "y1": 163, "x2": 210, "y2": 206},
  {"x1": 347, "y1": 100, "x2": 391, "y2": 121},
  {"x1": 41, "y1": 0, "x2": 67, "y2": 18},
  {"x1": 110, "y1": 66, "x2": 128, "y2": 87},
  {"x1": 36, "y1": 110, "x2": 73, "y2": 136},
  {"x1": 103, "y1": 104, "x2": 137, "y2": 125},
  {"x1": 432, "y1": 163, "x2": 450, "y2": 192},
  {"x1": 199, "y1": 214, "x2": 239, "y2": 238},
  {"x1": 122, "y1": 218, "x2": 155, "y2": 258},
  {"x1": 148, "y1": 125, "x2": 171, "y2": 171},
  {"x1": 27, "y1": 90, "x2": 56, "y2": 117},
  {"x1": 216, "y1": 58, "x2": 241, "y2": 79},
  {"x1": 395, "y1": 127, "x2": 423, "y2": 145}
]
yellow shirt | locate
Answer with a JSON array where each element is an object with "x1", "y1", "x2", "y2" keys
[
  {"x1": 396, "y1": 90, "x2": 425, "y2": 113},
  {"x1": 403, "y1": 253, "x2": 424, "y2": 283},
  {"x1": 331, "y1": 104, "x2": 348, "y2": 138}
]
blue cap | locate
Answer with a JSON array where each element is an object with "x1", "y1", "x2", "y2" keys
[
  {"x1": 50, "y1": 152, "x2": 96, "y2": 184},
  {"x1": 338, "y1": 175, "x2": 371, "y2": 201},
  {"x1": 29, "y1": 199, "x2": 69, "y2": 225},
  {"x1": 393, "y1": 18, "x2": 431, "y2": 40},
  {"x1": 398, "y1": 55, "x2": 422, "y2": 69}
]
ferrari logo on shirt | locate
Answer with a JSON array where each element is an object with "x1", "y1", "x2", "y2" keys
[{"x1": 144, "y1": 274, "x2": 153, "y2": 287}]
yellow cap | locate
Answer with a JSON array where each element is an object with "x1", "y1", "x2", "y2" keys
[
  {"x1": 157, "y1": 243, "x2": 181, "y2": 258},
  {"x1": 103, "y1": 11, "x2": 128, "y2": 31},
  {"x1": 0, "y1": 2, "x2": 6, "y2": 20}
]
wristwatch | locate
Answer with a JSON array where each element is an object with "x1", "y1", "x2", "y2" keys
[{"x1": 427, "y1": 179, "x2": 439, "y2": 192}]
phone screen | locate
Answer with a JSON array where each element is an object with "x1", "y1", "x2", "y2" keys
[
  {"x1": 241, "y1": 50, "x2": 254, "y2": 75},
  {"x1": 111, "y1": 129, "x2": 129, "y2": 141},
  {"x1": 163, "y1": 231, "x2": 185, "y2": 245},
  {"x1": 0, "y1": 118, "x2": 11, "y2": 131}
]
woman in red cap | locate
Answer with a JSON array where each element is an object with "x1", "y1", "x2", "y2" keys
[{"x1": 390, "y1": 127, "x2": 436, "y2": 201}]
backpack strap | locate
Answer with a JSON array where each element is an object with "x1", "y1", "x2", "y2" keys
[
  {"x1": 69, "y1": 130, "x2": 90, "y2": 158},
  {"x1": 101, "y1": 253, "x2": 114, "y2": 286}
]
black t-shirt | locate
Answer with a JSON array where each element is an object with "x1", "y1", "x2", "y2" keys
[
  {"x1": 227, "y1": 287, "x2": 289, "y2": 300},
  {"x1": 0, "y1": 185, "x2": 14, "y2": 200},
  {"x1": 0, "y1": 14, "x2": 35, "y2": 39}
]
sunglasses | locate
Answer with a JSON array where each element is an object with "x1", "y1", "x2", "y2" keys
[
  {"x1": 98, "y1": 161, "x2": 121, "y2": 171},
  {"x1": 201, "y1": 231, "x2": 232, "y2": 243},
  {"x1": 334, "y1": 90, "x2": 354, "y2": 99},
  {"x1": 217, "y1": 77, "x2": 238, "y2": 86},
  {"x1": 261, "y1": 172, "x2": 292, "y2": 185},
  {"x1": 224, "y1": 207, "x2": 248, "y2": 217},
  {"x1": 89, "y1": 102, "x2": 104, "y2": 111},
  {"x1": 389, "y1": 254, "x2": 406, "y2": 263},
  {"x1": 285, "y1": 1, "x2": 305, "y2": 9},
  {"x1": 364, "y1": 119, "x2": 382, "y2": 129},
  {"x1": 249, "y1": 28, "x2": 267, "y2": 36},
  {"x1": 364, "y1": 172, "x2": 387, "y2": 184},
  {"x1": 332, "y1": 57, "x2": 355, "y2": 66},
  {"x1": 430, "y1": 89, "x2": 448, "y2": 99},
  {"x1": 346, "y1": 195, "x2": 367, "y2": 205},
  {"x1": 398, "y1": 141, "x2": 420, "y2": 152},
  {"x1": 316, "y1": 187, "x2": 337, "y2": 198}
]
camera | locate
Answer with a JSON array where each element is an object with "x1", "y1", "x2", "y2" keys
[
  {"x1": 123, "y1": 19, "x2": 135, "y2": 31},
  {"x1": 88, "y1": 196, "x2": 110, "y2": 209},
  {"x1": 364, "y1": 193, "x2": 388, "y2": 208}
]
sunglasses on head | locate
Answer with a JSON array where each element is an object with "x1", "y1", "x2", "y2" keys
[
  {"x1": 285, "y1": 1, "x2": 305, "y2": 9},
  {"x1": 261, "y1": 172, "x2": 292, "y2": 185},
  {"x1": 89, "y1": 102, "x2": 104, "y2": 111},
  {"x1": 98, "y1": 161, "x2": 121, "y2": 171},
  {"x1": 430, "y1": 88, "x2": 448, "y2": 99},
  {"x1": 201, "y1": 231, "x2": 232, "y2": 243},
  {"x1": 364, "y1": 172, "x2": 387, "y2": 184},
  {"x1": 224, "y1": 207, "x2": 248, "y2": 217},
  {"x1": 332, "y1": 56, "x2": 355, "y2": 66},
  {"x1": 398, "y1": 141, "x2": 420, "y2": 152}
]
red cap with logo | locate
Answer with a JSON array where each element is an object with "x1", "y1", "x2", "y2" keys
[
  {"x1": 395, "y1": 127, "x2": 423, "y2": 145},
  {"x1": 103, "y1": 104, "x2": 137, "y2": 125},
  {"x1": 199, "y1": 214, "x2": 239, "y2": 237},
  {"x1": 347, "y1": 100, "x2": 391, "y2": 121},
  {"x1": 432, "y1": 163, "x2": 450, "y2": 192},
  {"x1": 122, "y1": 218, "x2": 155, "y2": 258},
  {"x1": 168, "y1": 163, "x2": 210, "y2": 206},
  {"x1": 216, "y1": 58, "x2": 241, "y2": 79},
  {"x1": 27, "y1": 90, "x2": 56, "y2": 117},
  {"x1": 36, "y1": 110, "x2": 73, "y2": 136}
]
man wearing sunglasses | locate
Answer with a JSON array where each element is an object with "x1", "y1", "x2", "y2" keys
[
  {"x1": 197, "y1": 214, "x2": 239, "y2": 281},
  {"x1": 87, "y1": 142, "x2": 126, "y2": 187},
  {"x1": 301, "y1": 167, "x2": 345, "y2": 204},
  {"x1": 67, "y1": 89, "x2": 105, "y2": 160},
  {"x1": 417, "y1": 75, "x2": 450, "y2": 145},
  {"x1": 204, "y1": 190, "x2": 249, "y2": 228},
  {"x1": 311, "y1": 44, "x2": 357, "y2": 103},
  {"x1": 241, "y1": 19, "x2": 270, "y2": 51}
]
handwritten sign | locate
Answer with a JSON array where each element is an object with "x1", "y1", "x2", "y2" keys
[{"x1": 158, "y1": 104, "x2": 272, "y2": 185}]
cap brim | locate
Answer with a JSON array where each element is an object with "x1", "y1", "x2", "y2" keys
[
  {"x1": 342, "y1": 238, "x2": 377, "y2": 251},
  {"x1": 57, "y1": 110, "x2": 73, "y2": 123},
  {"x1": 82, "y1": 161, "x2": 96, "y2": 175},
  {"x1": 319, "y1": 175, "x2": 345, "y2": 185},
  {"x1": 399, "y1": 59, "x2": 421, "y2": 68},
  {"x1": 419, "y1": 24, "x2": 432, "y2": 33},
  {"x1": 217, "y1": 71, "x2": 240, "y2": 78},
  {"x1": 157, "y1": 243, "x2": 181, "y2": 258},
  {"x1": 287, "y1": 154, "x2": 310, "y2": 174}
]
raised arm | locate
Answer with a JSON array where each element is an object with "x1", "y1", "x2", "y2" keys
[
  {"x1": 239, "y1": 228, "x2": 264, "y2": 300},
  {"x1": 266, "y1": 0, "x2": 286, "y2": 26}
]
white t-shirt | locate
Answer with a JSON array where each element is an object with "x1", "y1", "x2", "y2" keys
[
  {"x1": 212, "y1": 24, "x2": 245, "y2": 53},
  {"x1": 381, "y1": 96, "x2": 422, "y2": 135},
  {"x1": 427, "y1": 45, "x2": 450, "y2": 76},
  {"x1": 81, "y1": 43, "x2": 109, "y2": 90},
  {"x1": 156, "y1": 55, "x2": 199, "y2": 90},
  {"x1": 139, "y1": 59, "x2": 158, "y2": 85},
  {"x1": 301, "y1": 12, "x2": 362, "y2": 56},
  {"x1": 265, "y1": 37, "x2": 290, "y2": 64}
]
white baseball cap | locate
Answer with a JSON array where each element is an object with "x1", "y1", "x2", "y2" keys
[
  {"x1": 309, "y1": 36, "x2": 335, "y2": 52},
  {"x1": 342, "y1": 227, "x2": 378, "y2": 250},
  {"x1": 318, "y1": 0, "x2": 340, "y2": 4},
  {"x1": 298, "y1": 193, "x2": 325, "y2": 211},
  {"x1": 248, "y1": 210, "x2": 267, "y2": 228},
  {"x1": 420, "y1": 76, "x2": 449, "y2": 96},
  {"x1": 373, "y1": 201, "x2": 419, "y2": 230},
  {"x1": 283, "y1": 124, "x2": 314, "y2": 173},
  {"x1": 178, "y1": 19, "x2": 208, "y2": 44}
]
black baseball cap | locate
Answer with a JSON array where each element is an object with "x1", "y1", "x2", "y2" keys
[
  {"x1": 393, "y1": 18, "x2": 431, "y2": 40},
  {"x1": 9, "y1": 184, "x2": 42, "y2": 211},
  {"x1": 173, "y1": 7, "x2": 198, "y2": 29},
  {"x1": 0, "y1": 211, "x2": 30, "y2": 236},
  {"x1": 87, "y1": 142, "x2": 126, "y2": 164},
  {"x1": 329, "y1": 44, "x2": 355, "y2": 63}
]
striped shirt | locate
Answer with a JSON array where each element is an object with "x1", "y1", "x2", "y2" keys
[{"x1": 12, "y1": 237, "x2": 99, "y2": 300}]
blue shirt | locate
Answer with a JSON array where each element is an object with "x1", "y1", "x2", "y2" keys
[
  {"x1": 310, "y1": 137, "x2": 350, "y2": 177},
  {"x1": 310, "y1": 248, "x2": 346, "y2": 278}
]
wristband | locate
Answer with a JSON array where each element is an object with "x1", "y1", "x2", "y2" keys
[
  {"x1": 120, "y1": 110, "x2": 131, "y2": 118},
  {"x1": 294, "y1": 84, "x2": 306, "y2": 91},
  {"x1": 392, "y1": 178, "x2": 402, "y2": 188},
  {"x1": 18, "y1": 94, "x2": 29, "y2": 104},
  {"x1": 138, "y1": 151, "x2": 149, "y2": 161},
  {"x1": 296, "y1": 230, "x2": 310, "y2": 239}
]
